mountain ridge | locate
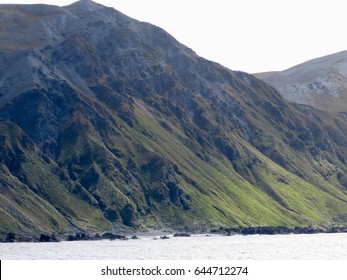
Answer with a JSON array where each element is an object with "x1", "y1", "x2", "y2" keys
[
  {"x1": 255, "y1": 50, "x2": 347, "y2": 113},
  {"x1": 1, "y1": 1, "x2": 347, "y2": 238}
]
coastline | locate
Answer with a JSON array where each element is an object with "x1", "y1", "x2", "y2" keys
[{"x1": 1, "y1": 225, "x2": 347, "y2": 243}]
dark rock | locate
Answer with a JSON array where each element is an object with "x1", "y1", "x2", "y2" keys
[
  {"x1": 67, "y1": 234, "x2": 78, "y2": 241},
  {"x1": 94, "y1": 233, "x2": 102, "y2": 240},
  {"x1": 173, "y1": 233, "x2": 190, "y2": 237},
  {"x1": 5, "y1": 232, "x2": 15, "y2": 242},
  {"x1": 239, "y1": 226, "x2": 294, "y2": 235},
  {"x1": 274, "y1": 226, "x2": 294, "y2": 234},
  {"x1": 51, "y1": 235, "x2": 60, "y2": 242},
  {"x1": 38, "y1": 234, "x2": 59, "y2": 242},
  {"x1": 105, "y1": 208, "x2": 120, "y2": 222},
  {"x1": 209, "y1": 228, "x2": 220, "y2": 234},
  {"x1": 326, "y1": 227, "x2": 339, "y2": 233},
  {"x1": 101, "y1": 232, "x2": 114, "y2": 239},
  {"x1": 224, "y1": 227, "x2": 241, "y2": 234},
  {"x1": 119, "y1": 204, "x2": 138, "y2": 227},
  {"x1": 293, "y1": 227, "x2": 324, "y2": 234},
  {"x1": 18, "y1": 236, "x2": 36, "y2": 242},
  {"x1": 66, "y1": 232, "x2": 92, "y2": 241},
  {"x1": 240, "y1": 227, "x2": 258, "y2": 235},
  {"x1": 101, "y1": 232, "x2": 126, "y2": 240},
  {"x1": 39, "y1": 234, "x2": 52, "y2": 242},
  {"x1": 131, "y1": 235, "x2": 139, "y2": 239},
  {"x1": 237, "y1": 226, "x2": 330, "y2": 235},
  {"x1": 75, "y1": 232, "x2": 90, "y2": 240},
  {"x1": 160, "y1": 235, "x2": 170, "y2": 239}
]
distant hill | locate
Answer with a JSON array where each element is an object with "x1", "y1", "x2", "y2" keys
[
  {"x1": 255, "y1": 51, "x2": 347, "y2": 113},
  {"x1": 1, "y1": 1, "x2": 347, "y2": 238}
]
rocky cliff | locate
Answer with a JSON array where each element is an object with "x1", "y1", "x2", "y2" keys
[{"x1": 1, "y1": 1, "x2": 347, "y2": 238}]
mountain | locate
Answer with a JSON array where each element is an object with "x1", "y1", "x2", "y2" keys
[
  {"x1": 256, "y1": 51, "x2": 347, "y2": 113},
  {"x1": 1, "y1": 1, "x2": 347, "y2": 238}
]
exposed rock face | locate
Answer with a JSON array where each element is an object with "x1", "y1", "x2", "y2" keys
[
  {"x1": 1, "y1": 1, "x2": 347, "y2": 238},
  {"x1": 256, "y1": 51, "x2": 347, "y2": 113}
]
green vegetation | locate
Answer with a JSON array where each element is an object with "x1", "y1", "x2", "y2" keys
[{"x1": 1, "y1": 1, "x2": 347, "y2": 238}]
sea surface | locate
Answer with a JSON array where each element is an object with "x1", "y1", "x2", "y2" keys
[{"x1": 1, "y1": 233, "x2": 347, "y2": 260}]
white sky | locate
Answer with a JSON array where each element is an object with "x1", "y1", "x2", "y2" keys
[{"x1": 1, "y1": 0, "x2": 346, "y2": 73}]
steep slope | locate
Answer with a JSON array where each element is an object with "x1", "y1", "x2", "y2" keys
[
  {"x1": 1, "y1": 1, "x2": 347, "y2": 238},
  {"x1": 256, "y1": 51, "x2": 347, "y2": 113},
  {"x1": 0, "y1": 119, "x2": 110, "y2": 237}
]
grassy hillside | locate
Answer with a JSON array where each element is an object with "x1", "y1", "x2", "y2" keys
[{"x1": 1, "y1": 1, "x2": 347, "y2": 238}]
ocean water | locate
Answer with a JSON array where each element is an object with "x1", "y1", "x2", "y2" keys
[{"x1": 1, "y1": 233, "x2": 347, "y2": 260}]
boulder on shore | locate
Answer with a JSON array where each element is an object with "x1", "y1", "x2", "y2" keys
[
  {"x1": 5, "y1": 232, "x2": 15, "y2": 243},
  {"x1": 101, "y1": 232, "x2": 126, "y2": 240},
  {"x1": 173, "y1": 233, "x2": 190, "y2": 237},
  {"x1": 160, "y1": 235, "x2": 170, "y2": 239},
  {"x1": 39, "y1": 234, "x2": 51, "y2": 242}
]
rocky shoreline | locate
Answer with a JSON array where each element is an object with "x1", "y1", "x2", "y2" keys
[
  {"x1": 211, "y1": 225, "x2": 347, "y2": 235},
  {"x1": 2, "y1": 225, "x2": 347, "y2": 243}
]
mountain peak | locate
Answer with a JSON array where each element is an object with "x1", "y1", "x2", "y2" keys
[
  {"x1": 256, "y1": 50, "x2": 347, "y2": 112},
  {"x1": 65, "y1": 0, "x2": 105, "y2": 13}
]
